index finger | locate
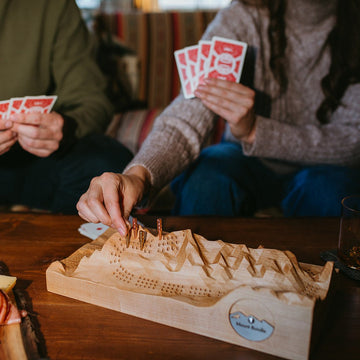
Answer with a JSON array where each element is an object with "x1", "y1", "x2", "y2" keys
[
  {"x1": 103, "y1": 184, "x2": 128, "y2": 236},
  {"x1": 0, "y1": 119, "x2": 13, "y2": 131},
  {"x1": 203, "y1": 78, "x2": 250, "y2": 94},
  {"x1": 10, "y1": 112, "x2": 43, "y2": 126}
]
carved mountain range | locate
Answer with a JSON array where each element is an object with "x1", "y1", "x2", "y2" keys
[{"x1": 59, "y1": 225, "x2": 332, "y2": 306}]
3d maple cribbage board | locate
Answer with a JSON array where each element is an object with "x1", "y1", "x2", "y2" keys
[{"x1": 46, "y1": 223, "x2": 334, "y2": 360}]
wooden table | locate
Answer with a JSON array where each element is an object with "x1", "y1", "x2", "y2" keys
[{"x1": 0, "y1": 213, "x2": 359, "y2": 360}]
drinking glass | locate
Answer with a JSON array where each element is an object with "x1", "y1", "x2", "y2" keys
[{"x1": 338, "y1": 195, "x2": 360, "y2": 270}]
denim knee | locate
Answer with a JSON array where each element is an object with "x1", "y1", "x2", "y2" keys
[
  {"x1": 171, "y1": 143, "x2": 261, "y2": 216},
  {"x1": 282, "y1": 165, "x2": 360, "y2": 217}
]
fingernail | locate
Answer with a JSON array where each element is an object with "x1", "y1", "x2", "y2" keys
[
  {"x1": 118, "y1": 224, "x2": 127, "y2": 236},
  {"x1": 204, "y1": 78, "x2": 213, "y2": 84},
  {"x1": 5, "y1": 121, "x2": 12, "y2": 128},
  {"x1": 194, "y1": 89, "x2": 203, "y2": 97}
]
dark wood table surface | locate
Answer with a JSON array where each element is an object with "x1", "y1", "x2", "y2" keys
[{"x1": 0, "y1": 213, "x2": 359, "y2": 360}]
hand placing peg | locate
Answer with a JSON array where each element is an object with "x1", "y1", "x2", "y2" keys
[{"x1": 157, "y1": 218, "x2": 162, "y2": 240}]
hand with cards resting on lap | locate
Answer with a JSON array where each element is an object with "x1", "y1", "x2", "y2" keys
[
  {"x1": 10, "y1": 112, "x2": 64, "y2": 157},
  {"x1": 0, "y1": 95, "x2": 60, "y2": 157},
  {"x1": 0, "y1": 119, "x2": 17, "y2": 156}
]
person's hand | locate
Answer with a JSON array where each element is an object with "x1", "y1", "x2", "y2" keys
[
  {"x1": 76, "y1": 166, "x2": 151, "y2": 236},
  {"x1": 0, "y1": 119, "x2": 17, "y2": 155},
  {"x1": 10, "y1": 112, "x2": 64, "y2": 157},
  {"x1": 194, "y1": 78, "x2": 257, "y2": 143}
]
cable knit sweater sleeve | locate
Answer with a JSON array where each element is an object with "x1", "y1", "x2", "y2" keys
[
  {"x1": 125, "y1": 0, "x2": 360, "y2": 192},
  {"x1": 242, "y1": 84, "x2": 360, "y2": 167}
]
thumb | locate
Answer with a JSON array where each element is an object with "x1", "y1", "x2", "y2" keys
[{"x1": 0, "y1": 120, "x2": 13, "y2": 131}]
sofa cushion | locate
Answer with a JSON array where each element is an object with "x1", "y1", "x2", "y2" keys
[
  {"x1": 106, "y1": 108, "x2": 226, "y2": 155},
  {"x1": 106, "y1": 108, "x2": 162, "y2": 154},
  {"x1": 95, "y1": 11, "x2": 217, "y2": 109}
]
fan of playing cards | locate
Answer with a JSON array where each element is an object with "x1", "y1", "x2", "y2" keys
[
  {"x1": 175, "y1": 36, "x2": 247, "y2": 99},
  {"x1": 0, "y1": 95, "x2": 57, "y2": 120}
]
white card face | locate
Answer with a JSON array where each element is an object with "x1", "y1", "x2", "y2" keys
[
  {"x1": 78, "y1": 223, "x2": 109, "y2": 240},
  {"x1": 174, "y1": 48, "x2": 194, "y2": 99},
  {"x1": 206, "y1": 36, "x2": 247, "y2": 83},
  {"x1": 78, "y1": 217, "x2": 144, "y2": 240}
]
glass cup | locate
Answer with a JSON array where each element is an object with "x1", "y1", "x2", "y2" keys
[{"x1": 338, "y1": 195, "x2": 360, "y2": 270}]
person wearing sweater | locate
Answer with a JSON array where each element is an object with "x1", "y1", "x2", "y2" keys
[
  {"x1": 0, "y1": 0, "x2": 132, "y2": 213},
  {"x1": 77, "y1": 0, "x2": 360, "y2": 234}
]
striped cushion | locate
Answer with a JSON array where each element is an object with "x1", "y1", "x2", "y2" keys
[
  {"x1": 96, "y1": 11, "x2": 217, "y2": 109},
  {"x1": 106, "y1": 109, "x2": 162, "y2": 154},
  {"x1": 106, "y1": 108, "x2": 225, "y2": 155}
]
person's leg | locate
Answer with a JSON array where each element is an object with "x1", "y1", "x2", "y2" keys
[
  {"x1": 171, "y1": 142, "x2": 283, "y2": 216},
  {"x1": 0, "y1": 145, "x2": 31, "y2": 206},
  {"x1": 22, "y1": 134, "x2": 133, "y2": 214},
  {"x1": 282, "y1": 165, "x2": 360, "y2": 217}
]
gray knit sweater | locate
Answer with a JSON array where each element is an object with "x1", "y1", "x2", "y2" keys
[{"x1": 125, "y1": 0, "x2": 360, "y2": 192}]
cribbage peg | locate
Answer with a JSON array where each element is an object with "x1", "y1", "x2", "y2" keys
[
  {"x1": 125, "y1": 231, "x2": 131, "y2": 248},
  {"x1": 123, "y1": 220, "x2": 131, "y2": 248},
  {"x1": 132, "y1": 218, "x2": 138, "y2": 238},
  {"x1": 157, "y1": 218, "x2": 162, "y2": 240},
  {"x1": 139, "y1": 230, "x2": 147, "y2": 250}
]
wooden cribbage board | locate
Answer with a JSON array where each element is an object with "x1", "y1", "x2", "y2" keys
[{"x1": 46, "y1": 226, "x2": 334, "y2": 360}]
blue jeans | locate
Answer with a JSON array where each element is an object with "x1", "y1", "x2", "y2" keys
[
  {"x1": 171, "y1": 142, "x2": 360, "y2": 217},
  {"x1": 0, "y1": 134, "x2": 133, "y2": 214}
]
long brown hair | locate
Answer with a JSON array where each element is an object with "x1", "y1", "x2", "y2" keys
[{"x1": 240, "y1": 0, "x2": 360, "y2": 124}]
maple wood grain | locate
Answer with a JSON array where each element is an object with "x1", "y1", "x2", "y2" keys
[{"x1": 0, "y1": 213, "x2": 359, "y2": 360}]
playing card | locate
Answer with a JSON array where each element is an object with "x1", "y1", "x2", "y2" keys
[
  {"x1": 184, "y1": 45, "x2": 199, "y2": 93},
  {"x1": 78, "y1": 216, "x2": 144, "y2": 240},
  {"x1": 196, "y1": 40, "x2": 212, "y2": 86},
  {"x1": 20, "y1": 95, "x2": 57, "y2": 114},
  {"x1": 174, "y1": 48, "x2": 194, "y2": 99},
  {"x1": 206, "y1": 36, "x2": 247, "y2": 83},
  {"x1": 8, "y1": 97, "x2": 25, "y2": 116},
  {"x1": 0, "y1": 100, "x2": 10, "y2": 120},
  {"x1": 78, "y1": 223, "x2": 109, "y2": 240}
]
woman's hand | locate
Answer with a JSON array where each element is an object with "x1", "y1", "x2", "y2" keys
[
  {"x1": 76, "y1": 166, "x2": 151, "y2": 236},
  {"x1": 195, "y1": 78, "x2": 256, "y2": 143}
]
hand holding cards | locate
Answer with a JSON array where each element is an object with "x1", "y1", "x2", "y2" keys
[
  {"x1": 0, "y1": 95, "x2": 57, "y2": 120},
  {"x1": 0, "y1": 95, "x2": 61, "y2": 157},
  {"x1": 175, "y1": 37, "x2": 248, "y2": 99}
]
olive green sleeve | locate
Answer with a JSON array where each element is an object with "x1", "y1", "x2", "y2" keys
[{"x1": 51, "y1": 0, "x2": 113, "y2": 138}]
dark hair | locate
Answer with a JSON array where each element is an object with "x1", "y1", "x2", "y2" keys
[
  {"x1": 317, "y1": 0, "x2": 360, "y2": 123},
  {"x1": 240, "y1": 0, "x2": 360, "y2": 124}
]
